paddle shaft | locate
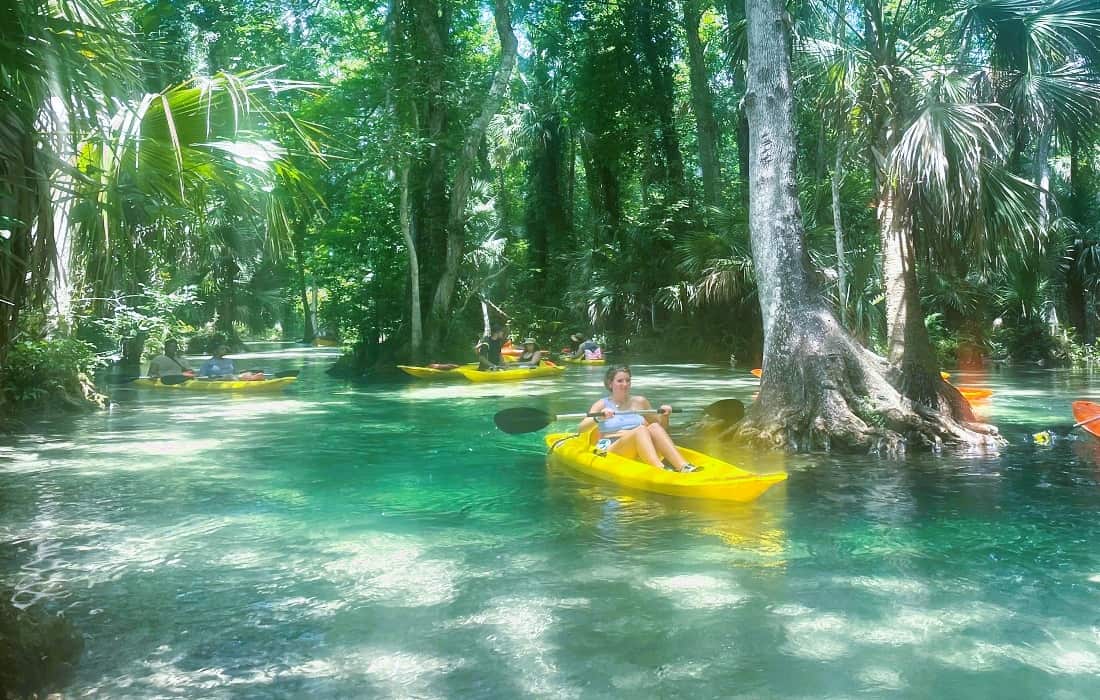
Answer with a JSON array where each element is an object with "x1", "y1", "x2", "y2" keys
[
  {"x1": 562, "y1": 409, "x2": 674, "y2": 421},
  {"x1": 1073, "y1": 413, "x2": 1100, "y2": 429}
]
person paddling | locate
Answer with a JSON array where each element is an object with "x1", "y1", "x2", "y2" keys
[
  {"x1": 199, "y1": 342, "x2": 238, "y2": 379},
  {"x1": 148, "y1": 339, "x2": 194, "y2": 379},
  {"x1": 475, "y1": 324, "x2": 508, "y2": 370},
  {"x1": 571, "y1": 333, "x2": 603, "y2": 360},
  {"x1": 577, "y1": 365, "x2": 697, "y2": 472}
]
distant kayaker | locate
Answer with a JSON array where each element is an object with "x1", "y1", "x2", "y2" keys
[
  {"x1": 199, "y1": 342, "x2": 237, "y2": 379},
  {"x1": 517, "y1": 337, "x2": 544, "y2": 367},
  {"x1": 571, "y1": 333, "x2": 603, "y2": 361},
  {"x1": 475, "y1": 324, "x2": 508, "y2": 370},
  {"x1": 577, "y1": 365, "x2": 697, "y2": 472},
  {"x1": 147, "y1": 339, "x2": 194, "y2": 379}
]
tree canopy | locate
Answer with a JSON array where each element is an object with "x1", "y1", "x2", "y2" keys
[{"x1": 3, "y1": 0, "x2": 1100, "y2": 448}]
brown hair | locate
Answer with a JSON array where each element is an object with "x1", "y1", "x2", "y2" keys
[{"x1": 603, "y1": 364, "x2": 631, "y2": 390}]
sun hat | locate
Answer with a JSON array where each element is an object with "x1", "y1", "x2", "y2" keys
[{"x1": 524, "y1": 337, "x2": 537, "y2": 345}]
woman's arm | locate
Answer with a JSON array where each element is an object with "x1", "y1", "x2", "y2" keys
[
  {"x1": 578, "y1": 399, "x2": 607, "y2": 433},
  {"x1": 638, "y1": 396, "x2": 671, "y2": 427}
]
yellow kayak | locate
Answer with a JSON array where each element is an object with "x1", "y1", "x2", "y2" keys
[
  {"x1": 544, "y1": 432, "x2": 787, "y2": 502},
  {"x1": 455, "y1": 364, "x2": 566, "y2": 382},
  {"x1": 397, "y1": 363, "x2": 477, "y2": 379},
  {"x1": 133, "y1": 377, "x2": 297, "y2": 392},
  {"x1": 562, "y1": 357, "x2": 606, "y2": 365}
]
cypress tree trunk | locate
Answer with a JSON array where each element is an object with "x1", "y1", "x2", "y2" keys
[{"x1": 734, "y1": 0, "x2": 997, "y2": 452}]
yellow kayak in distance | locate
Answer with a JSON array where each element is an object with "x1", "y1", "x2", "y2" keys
[
  {"x1": 561, "y1": 357, "x2": 606, "y2": 365},
  {"x1": 455, "y1": 364, "x2": 566, "y2": 382},
  {"x1": 397, "y1": 363, "x2": 478, "y2": 380},
  {"x1": 544, "y1": 432, "x2": 787, "y2": 503},
  {"x1": 132, "y1": 376, "x2": 297, "y2": 392}
]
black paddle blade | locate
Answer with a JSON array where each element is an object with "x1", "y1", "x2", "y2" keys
[
  {"x1": 494, "y1": 407, "x2": 554, "y2": 434},
  {"x1": 704, "y1": 399, "x2": 745, "y2": 423},
  {"x1": 273, "y1": 369, "x2": 300, "y2": 379},
  {"x1": 159, "y1": 374, "x2": 193, "y2": 386}
]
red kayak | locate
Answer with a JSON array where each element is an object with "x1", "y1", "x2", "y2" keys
[{"x1": 1073, "y1": 401, "x2": 1100, "y2": 438}]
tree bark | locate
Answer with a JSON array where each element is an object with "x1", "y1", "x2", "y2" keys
[
  {"x1": 399, "y1": 160, "x2": 422, "y2": 358},
  {"x1": 683, "y1": 0, "x2": 722, "y2": 207},
  {"x1": 425, "y1": 0, "x2": 517, "y2": 355},
  {"x1": 734, "y1": 0, "x2": 998, "y2": 452},
  {"x1": 831, "y1": 140, "x2": 847, "y2": 326},
  {"x1": 292, "y1": 232, "x2": 315, "y2": 343},
  {"x1": 1065, "y1": 127, "x2": 1091, "y2": 340}
]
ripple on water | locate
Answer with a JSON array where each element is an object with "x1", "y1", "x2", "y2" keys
[
  {"x1": 643, "y1": 574, "x2": 748, "y2": 610},
  {"x1": 321, "y1": 533, "x2": 463, "y2": 608},
  {"x1": 447, "y1": 595, "x2": 589, "y2": 698}
]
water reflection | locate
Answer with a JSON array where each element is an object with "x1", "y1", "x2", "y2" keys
[{"x1": 544, "y1": 465, "x2": 788, "y2": 567}]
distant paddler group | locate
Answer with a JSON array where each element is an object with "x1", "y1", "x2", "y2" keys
[
  {"x1": 124, "y1": 337, "x2": 299, "y2": 392},
  {"x1": 398, "y1": 324, "x2": 605, "y2": 382}
]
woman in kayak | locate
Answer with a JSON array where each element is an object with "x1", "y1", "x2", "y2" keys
[
  {"x1": 517, "y1": 337, "x2": 544, "y2": 367},
  {"x1": 577, "y1": 365, "x2": 697, "y2": 472},
  {"x1": 198, "y1": 342, "x2": 236, "y2": 378}
]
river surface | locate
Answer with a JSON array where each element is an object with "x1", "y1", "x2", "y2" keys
[{"x1": 2, "y1": 346, "x2": 1100, "y2": 698}]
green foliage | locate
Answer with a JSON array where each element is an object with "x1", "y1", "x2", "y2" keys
[
  {"x1": 79, "y1": 285, "x2": 199, "y2": 357},
  {"x1": 924, "y1": 312, "x2": 960, "y2": 367},
  {"x1": 985, "y1": 314, "x2": 1092, "y2": 366},
  {"x1": 0, "y1": 317, "x2": 104, "y2": 422},
  {"x1": 0, "y1": 590, "x2": 84, "y2": 699}
]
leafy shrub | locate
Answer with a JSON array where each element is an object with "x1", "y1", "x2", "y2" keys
[
  {"x1": 0, "y1": 316, "x2": 105, "y2": 424},
  {"x1": 989, "y1": 315, "x2": 1063, "y2": 365},
  {"x1": 924, "y1": 313, "x2": 960, "y2": 367},
  {"x1": 76, "y1": 284, "x2": 199, "y2": 359}
]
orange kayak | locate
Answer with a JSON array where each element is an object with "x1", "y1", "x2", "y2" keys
[
  {"x1": 751, "y1": 368, "x2": 762, "y2": 378},
  {"x1": 958, "y1": 387, "x2": 993, "y2": 401},
  {"x1": 1073, "y1": 401, "x2": 1100, "y2": 438}
]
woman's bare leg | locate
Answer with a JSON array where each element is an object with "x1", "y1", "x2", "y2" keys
[
  {"x1": 609, "y1": 427, "x2": 663, "y2": 468},
  {"x1": 646, "y1": 423, "x2": 690, "y2": 470}
]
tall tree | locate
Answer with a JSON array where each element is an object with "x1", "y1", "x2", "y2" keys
[
  {"x1": 736, "y1": 0, "x2": 997, "y2": 450},
  {"x1": 683, "y1": 0, "x2": 723, "y2": 207},
  {"x1": 424, "y1": 0, "x2": 518, "y2": 354},
  {"x1": 0, "y1": 0, "x2": 133, "y2": 359}
]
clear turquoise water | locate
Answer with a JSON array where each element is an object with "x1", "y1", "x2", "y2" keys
[{"x1": 3, "y1": 348, "x2": 1100, "y2": 698}]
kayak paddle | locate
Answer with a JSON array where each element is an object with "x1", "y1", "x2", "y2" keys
[
  {"x1": 1072, "y1": 413, "x2": 1100, "y2": 430},
  {"x1": 159, "y1": 369, "x2": 300, "y2": 385},
  {"x1": 494, "y1": 399, "x2": 745, "y2": 435}
]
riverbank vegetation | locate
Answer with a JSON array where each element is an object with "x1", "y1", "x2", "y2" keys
[{"x1": 2, "y1": 0, "x2": 1099, "y2": 447}]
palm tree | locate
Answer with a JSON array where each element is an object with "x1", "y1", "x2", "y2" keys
[
  {"x1": 960, "y1": 0, "x2": 1100, "y2": 341},
  {"x1": 68, "y1": 69, "x2": 324, "y2": 361},
  {"x1": 0, "y1": 0, "x2": 135, "y2": 359}
]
